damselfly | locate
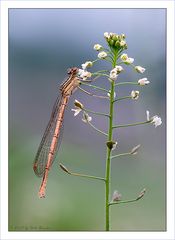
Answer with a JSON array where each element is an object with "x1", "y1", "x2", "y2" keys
[{"x1": 33, "y1": 67, "x2": 80, "y2": 198}]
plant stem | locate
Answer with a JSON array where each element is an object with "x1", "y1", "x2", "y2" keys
[
  {"x1": 113, "y1": 96, "x2": 131, "y2": 103},
  {"x1": 113, "y1": 120, "x2": 152, "y2": 129},
  {"x1": 78, "y1": 86, "x2": 109, "y2": 99},
  {"x1": 84, "y1": 108, "x2": 110, "y2": 118},
  {"x1": 59, "y1": 164, "x2": 105, "y2": 181},
  {"x1": 69, "y1": 172, "x2": 106, "y2": 182},
  {"x1": 104, "y1": 49, "x2": 118, "y2": 231},
  {"x1": 111, "y1": 152, "x2": 130, "y2": 159},
  {"x1": 88, "y1": 121, "x2": 108, "y2": 136},
  {"x1": 115, "y1": 81, "x2": 138, "y2": 86},
  {"x1": 108, "y1": 197, "x2": 143, "y2": 206},
  {"x1": 80, "y1": 82, "x2": 109, "y2": 93},
  {"x1": 105, "y1": 79, "x2": 115, "y2": 231}
]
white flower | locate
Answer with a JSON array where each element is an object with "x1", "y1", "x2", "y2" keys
[
  {"x1": 135, "y1": 66, "x2": 146, "y2": 73},
  {"x1": 112, "y1": 190, "x2": 122, "y2": 202},
  {"x1": 98, "y1": 51, "x2": 107, "y2": 59},
  {"x1": 120, "y1": 40, "x2": 126, "y2": 47},
  {"x1": 146, "y1": 110, "x2": 150, "y2": 121},
  {"x1": 107, "y1": 90, "x2": 116, "y2": 99},
  {"x1": 71, "y1": 108, "x2": 82, "y2": 116},
  {"x1": 126, "y1": 57, "x2": 134, "y2": 64},
  {"x1": 112, "y1": 141, "x2": 118, "y2": 150},
  {"x1": 78, "y1": 69, "x2": 92, "y2": 80},
  {"x1": 151, "y1": 115, "x2": 162, "y2": 127},
  {"x1": 71, "y1": 99, "x2": 83, "y2": 116},
  {"x1": 121, "y1": 53, "x2": 128, "y2": 61},
  {"x1": 104, "y1": 32, "x2": 110, "y2": 39},
  {"x1": 109, "y1": 32, "x2": 115, "y2": 38},
  {"x1": 131, "y1": 90, "x2": 139, "y2": 100},
  {"x1": 109, "y1": 69, "x2": 118, "y2": 81},
  {"x1": 81, "y1": 61, "x2": 93, "y2": 70},
  {"x1": 138, "y1": 78, "x2": 150, "y2": 85},
  {"x1": 114, "y1": 65, "x2": 124, "y2": 73},
  {"x1": 120, "y1": 53, "x2": 134, "y2": 64},
  {"x1": 146, "y1": 110, "x2": 162, "y2": 127},
  {"x1": 82, "y1": 112, "x2": 92, "y2": 123},
  {"x1": 93, "y1": 44, "x2": 103, "y2": 51}
]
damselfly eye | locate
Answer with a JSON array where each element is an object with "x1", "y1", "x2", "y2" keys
[
  {"x1": 67, "y1": 67, "x2": 78, "y2": 75},
  {"x1": 67, "y1": 68, "x2": 72, "y2": 74}
]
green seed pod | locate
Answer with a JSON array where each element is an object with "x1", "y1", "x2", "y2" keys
[
  {"x1": 74, "y1": 100, "x2": 84, "y2": 109},
  {"x1": 106, "y1": 141, "x2": 116, "y2": 150},
  {"x1": 60, "y1": 164, "x2": 70, "y2": 174}
]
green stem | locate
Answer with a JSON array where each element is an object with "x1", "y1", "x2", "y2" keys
[
  {"x1": 115, "y1": 82, "x2": 138, "y2": 86},
  {"x1": 113, "y1": 96, "x2": 131, "y2": 103},
  {"x1": 84, "y1": 108, "x2": 110, "y2": 118},
  {"x1": 87, "y1": 121, "x2": 108, "y2": 136},
  {"x1": 60, "y1": 164, "x2": 105, "y2": 182},
  {"x1": 69, "y1": 172, "x2": 105, "y2": 182},
  {"x1": 105, "y1": 78, "x2": 115, "y2": 231},
  {"x1": 80, "y1": 82, "x2": 109, "y2": 93},
  {"x1": 113, "y1": 120, "x2": 152, "y2": 129},
  {"x1": 109, "y1": 197, "x2": 142, "y2": 206},
  {"x1": 78, "y1": 86, "x2": 109, "y2": 99},
  {"x1": 92, "y1": 69, "x2": 109, "y2": 75},
  {"x1": 111, "y1": 152, "x2": 130, "y2": 159}
]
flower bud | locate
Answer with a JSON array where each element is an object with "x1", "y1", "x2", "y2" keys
[
  {"x1": 104, "y1": 32, "x2": 110, "y2": 39},
  {"x1": 94, "y1": 44, "x2": 103, "y2": 51},
  {"x1": 121, "y1": 33, "x2": 126, "y2": 39},
  {"x1": 112, "y1": 35, "x2": 118, "y2": 41},
  {"x1": 74, "y1": 99, "x2": 84, "y2": 109},
  {"x1": 114, "y1": 41, "x2": 120, "y2": 47},
  {"x1": 120, "y1": 40, "x2": 126, "y2": 47},
  {"x1": 109, "y1": 39, "x2": 114, "y2": 46}
]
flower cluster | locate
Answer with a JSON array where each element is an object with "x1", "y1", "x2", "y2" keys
[{"x1": 104, "y1": 32, "x2": 127, "y2": 50}]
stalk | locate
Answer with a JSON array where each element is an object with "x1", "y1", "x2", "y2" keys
[{"x1": 105, "y1": 56, "x2": 116, "y2": 231}]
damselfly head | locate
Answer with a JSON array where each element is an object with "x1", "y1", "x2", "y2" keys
[{"x1": 67, "y1": 67, "x2": 79, "y2": 75}]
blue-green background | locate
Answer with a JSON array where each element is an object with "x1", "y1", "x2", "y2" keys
[{"x1": 9, "y1": 9, "x2": 166, "y2": 231}]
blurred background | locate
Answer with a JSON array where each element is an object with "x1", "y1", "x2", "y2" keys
[{"x1": 9, "y1": 9, "x2": 166, "y2": 231}]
